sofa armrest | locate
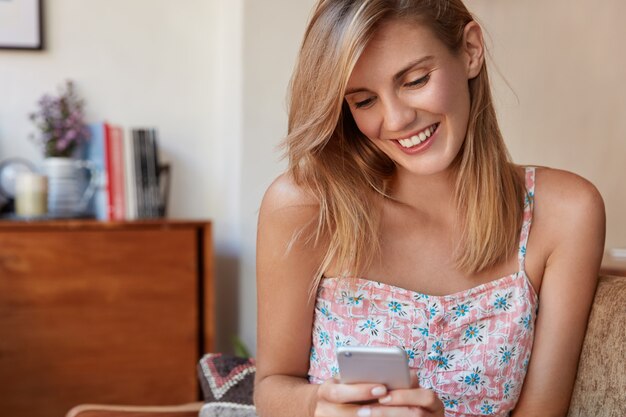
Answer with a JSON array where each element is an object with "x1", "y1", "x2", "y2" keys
[
  {"x1": 568, "y1": 275, "x2": 626, "y2": 417},
  {"x1": 65, "y1": 402, "x2": 203, "y2": 417}
]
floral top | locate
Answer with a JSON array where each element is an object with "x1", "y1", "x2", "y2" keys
[{"x1": 308, "y1": 167, "x2": 538, "y2": 417}]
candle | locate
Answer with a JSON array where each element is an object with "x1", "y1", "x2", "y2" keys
[{"x1": 15, "y1": 173, "x2": 48, "y2": 217}]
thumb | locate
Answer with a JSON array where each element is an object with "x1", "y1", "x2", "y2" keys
[{"x1": 410, "y1": 369, "x2": 420, "y2": 388}]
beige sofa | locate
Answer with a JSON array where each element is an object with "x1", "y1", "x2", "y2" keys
[{"x1": 66, "y1": 275, "x2": 626, "y2": 417}]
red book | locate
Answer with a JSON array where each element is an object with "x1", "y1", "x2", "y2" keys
[{"x1": 104, "y1": 124, "x2": 126, "y2": 220}]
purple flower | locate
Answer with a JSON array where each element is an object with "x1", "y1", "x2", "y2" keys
[{"x1": 29, "y1": 80, "x2": 90, "y2": 157}]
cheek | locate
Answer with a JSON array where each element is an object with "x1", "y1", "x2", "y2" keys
[
  {"x1": 352, "y1": 111, "x2": 381, "y2": 140},
  {"x1": 419, "y1": 73, "x2": 469, "y2": 119}
]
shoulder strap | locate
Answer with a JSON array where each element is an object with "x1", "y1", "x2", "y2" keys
[{"x1": 518, "y1": 167, "x2": 536, "y2": 272}]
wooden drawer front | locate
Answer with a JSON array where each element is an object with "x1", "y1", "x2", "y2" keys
[{"x1": 0, "y1": 229, "x2": 199, "y2": 417}]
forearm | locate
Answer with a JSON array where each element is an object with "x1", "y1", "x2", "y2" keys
[{"x1": 254, "y1": 374, "x2": 319, "y2": 417}]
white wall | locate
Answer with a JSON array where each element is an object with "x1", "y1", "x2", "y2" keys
[
  {"x1": 468, "y1": 0, "x2": 626, "y2": 251},
  {"x1": 0, "y1": 0, "x2": 216, "y2": 219},
  {"x1": 238, "y1": 0, "x2": 316, "y2": 353},
  {"x1": 0, "y1": 0, "x2": 245, "y2": 352}
]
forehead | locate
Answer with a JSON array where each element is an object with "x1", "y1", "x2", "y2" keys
[{"x1": 347, "y1": 19, "x2": 446, "y2": 87}]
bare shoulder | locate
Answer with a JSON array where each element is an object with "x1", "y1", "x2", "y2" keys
[
  {"x1": 533, "y1": 166, "x2": 605, "y2": 256},
  {"x1": 534, "y1": 166, "x2": 605, "y2": 219},
  {"x1": 258, "y1": 172, "x2": 322, "y2": 254},
  {"x1": 260, "y1": 172, "x2": 319, "y2": 215}
]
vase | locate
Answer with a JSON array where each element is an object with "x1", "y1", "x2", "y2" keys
[{"x1": 43, "y1": 157, "x2": 97, "y2": 217}]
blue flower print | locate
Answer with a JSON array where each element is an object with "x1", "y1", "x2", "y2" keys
[
  {"x1": 525, "y1": 191, "x2": 534, "y2": 207},
  {"x1": 452, "y1": 302, "x2": 472, "y2": 321},
  {"x1": 519, "y1": 245, "x2": 527, "y2": 257},
  {"x1": 430, "y1": 354, "x2": 455, "y2": 370},
  {"x1": 441, "y1": 396, "x2": 459, "y2": 409},
  {"x1": 413, "y1": 325, "x2": 429, "y2": 337},
  {"x1": 388, "y1": 300, "x2": 407, "y2": 316},
  {"x1": 359, "y1": 318, "x2": 381, "y2": 336},
  {"x1": 503, "y1": 381, "x2": 513, "y2": 399},
  {"x1": 480, "y1": 401, "x2": 496, "y2": 415},
  {"x1": 430, "y1": 341, "x2": 444, "y2": 356},
  {"x1": 334, "y1": 335, "x2": 352, "y2": 348},
  {"x1": 405, "y1": 349, "x2": 416, "y2": 360},
  {"x1": 319, "y1": 331, "x2": 330, "y2": 346},
  {"x1": 493, "y1": 292, "x2": 513, "y2": 311},
  {"x1": 348, "y1": 294, "x2": 364, "y2": 305},
  {"x1": 520, "y1": 314, "x2": 532, "y2": 330},
  {"x1": 413, "y1": 293, "x2": 430, "y2": 301},
  {"x1": 498, "y1": 345, "x2": 516, "y2": 366},
  {"x1": 459, "y1": 367, "x2": 485, "y2": 390},
  {"x1": 462, "y1": 323, "x2": 485, "y2": 344},
  {"x1": 428, "y1": 304, "x2": 440, "y2": 318},
  {"x1": 330, "y1": 366, "x2": 339, "y2": 377},
  {"x1": 317, "y1": 302, "x2": 333, "y2": 320},
  {"x1": 310, "y1": 346, "x2": 318, "y2": 363}
]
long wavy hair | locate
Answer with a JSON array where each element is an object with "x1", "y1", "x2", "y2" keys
[{"x1": 283, "y1": 0, "x2": 525, "y2": 287}]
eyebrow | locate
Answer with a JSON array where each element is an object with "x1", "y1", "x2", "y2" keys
[{"x1": 345, "y1": 55, "x2": 435, "y2": 95}]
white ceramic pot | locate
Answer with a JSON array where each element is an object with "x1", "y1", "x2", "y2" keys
[{"x1": 43, "y1": 157, "x2": 97, "y2": 217}]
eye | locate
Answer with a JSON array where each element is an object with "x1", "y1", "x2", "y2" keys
[
  {"x1": 354, "y1": 96, "x2": 376, "y2": 109},
  {"x1": 404, "y1": 73, "x2": 431, "y2": 88}
]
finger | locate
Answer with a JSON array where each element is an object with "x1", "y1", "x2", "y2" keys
[
  {"x1": 368, "y1": 405, "x2": 430, "y2": 417},
  {"x1": 377, "y1": 388, "x2": 444, "y2": 413},
  {"x1": 318, "y1": 378, "x2": 389, "y2": 404},
  {"x1": 410, "y1": 369, "x2": 419, "y2": 388},
  {"x1": 316, "y1": 401, "x2": 372, "y2": 417}
]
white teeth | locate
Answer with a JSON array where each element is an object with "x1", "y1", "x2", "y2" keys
[{"x1": 397, "y1": 124, "x2": 438, "y2": 148}]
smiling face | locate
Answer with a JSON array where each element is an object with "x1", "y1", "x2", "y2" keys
[{"x1": 344, "y1": 18, "x2": 483, "y2": 178}]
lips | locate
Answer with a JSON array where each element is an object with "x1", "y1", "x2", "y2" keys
[{"x1": 395, "y1": 123, "x2": 440, "y2": 149}]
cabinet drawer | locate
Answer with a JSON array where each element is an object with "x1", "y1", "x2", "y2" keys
[{"x1": 0, "y1": 228, "x2": 201, "y2": 417}]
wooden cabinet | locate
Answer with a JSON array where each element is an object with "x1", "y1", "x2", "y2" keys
[{"x1": 0, "y1": 220, "x2": 213, "y2": 417}]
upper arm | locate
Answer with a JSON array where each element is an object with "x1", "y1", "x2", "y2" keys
[
  {"x1": 255, "y1": 174, "x2": 325, "y2": 383},
  {"x1": 513, "y1": 169, "x2": 606, "y2": 416}
]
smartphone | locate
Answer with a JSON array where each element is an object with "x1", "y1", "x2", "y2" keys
[{"x1": 336, "y1": 346, "x2": 412, "y2": 390}]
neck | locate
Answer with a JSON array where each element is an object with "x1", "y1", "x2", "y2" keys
[{"x1": 387, "y1": 167, "x2": 458, "y2": 222}]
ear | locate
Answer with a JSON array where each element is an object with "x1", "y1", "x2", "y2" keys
[{"x1": 461, "y1": 21, "x2": 485, "y2": 79}]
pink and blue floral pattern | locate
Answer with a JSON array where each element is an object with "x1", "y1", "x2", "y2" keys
[{"x1": 308, "y1": 168, "x2": 538, "y2": 417}]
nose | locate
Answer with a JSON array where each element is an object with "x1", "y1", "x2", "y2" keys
[{"x1": 381, "y1": 94, "x2": 416, "y2": 134}]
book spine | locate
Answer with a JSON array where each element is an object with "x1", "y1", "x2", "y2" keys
[
  {"x1": 86, "y1": 122, "x2": 110, "y2": 221},
  {"x1": 123, "y1": 128, "x2": 137, "y2": 220},
  {"x1": 149, "y1": 130, "x2": 162, "y2": 217},
  {"x1": 104, "y1": 124, "x2": 116, "y2": 220},
  {"x1": 109, "y1": 126, "x2": 126, "y2": 220},
  {"x1": 144, "y1": 129, "x2": 158, "y2": 218},
  {"x1": 132, "y1": 129, "x2": 145, "y2": 219}
]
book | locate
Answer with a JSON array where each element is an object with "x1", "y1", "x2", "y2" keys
[
  {"x1": 136, "y1": 129, "x2": 148, "y2": 218},
  {"x1": 130, "y1": 128, "x2": 162, "y2": 218},
  {"x1": 145, "y1": 129, "x2": 160, "y2": 218},
  {"x1": 123, "y1": 128, "x2": 138, "y2": 220},
  {"x1": 105, "y1": 125, "x2": 126, "y2": 220},
  {"x1": 86, "y1": 122, "x2": 111, "y2": 220},
  {"x1": 86, "y1": 122, "x2": 127, "y2": 220}
]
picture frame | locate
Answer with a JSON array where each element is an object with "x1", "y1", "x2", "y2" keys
[{"x1": 0, "y1": 0, "x2": 43, "y2": 50}]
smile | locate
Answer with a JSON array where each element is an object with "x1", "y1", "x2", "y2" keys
[{"x1": 395, "y1": 123, "x2": 440, "y2": 149}]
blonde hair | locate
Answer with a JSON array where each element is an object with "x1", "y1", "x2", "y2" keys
[{"x1": 284, "y1": 0, "x2": 525, "y2": 286}]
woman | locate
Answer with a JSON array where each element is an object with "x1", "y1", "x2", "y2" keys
[{"x1": 255, "y1": 1, "x2": 605, "y2": 416}]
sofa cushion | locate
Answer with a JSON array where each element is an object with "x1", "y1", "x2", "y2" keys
[
  {"x1": 199, "y1": 403, "x2": 257, "y2": 417},
  {"x1": 197, "y1": 353, "x2": 257, "y2": 417},
  {"x1": 567, "y1": 275, "x2": 626, "y2": 417}
]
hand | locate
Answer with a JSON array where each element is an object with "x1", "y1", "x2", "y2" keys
[{"x1": 314, "y1": 372, "x2": 445, "y2": 417}]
